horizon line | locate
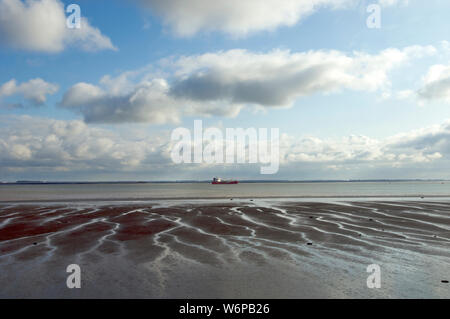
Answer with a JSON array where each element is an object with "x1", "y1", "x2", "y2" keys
[{"x1": 1, "y1": 178, "x2": 449, "y2": 185}]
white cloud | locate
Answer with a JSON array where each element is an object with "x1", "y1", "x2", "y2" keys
[
  {"x1": 66, "y1": 17, "x2": 118, "y2": 52},
  {"x1": 418, "y1": 64, "x2": 450, "y2": 103},
  {"x1": 137, "y1": 0, "x2": 356, "y2": 37},
  {"x1": 137, "y1": 0, "x2": 413, "y2": 37},
  {"x1": 60, "y1": 78, "x2": 243, "y2": 124},
  {"x1": 59, "y1": 45, "x2": 434, "y2": 124},
  {"x1": 0, "y1": 0, "x2": 116, "y2": 52},
  {"x1": 170, "y1": 46, "x2": 435, "y2": 107},
  {"x1": 0, "y1": 78, "x2": 58, "y2": 105},
  {"x1": 60, "y1": 80, "x2": 184, "y2": 124}
]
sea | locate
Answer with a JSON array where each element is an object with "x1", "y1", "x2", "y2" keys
[{"x1": 1, "y1": 181, "x2": 450, "y2": 202}]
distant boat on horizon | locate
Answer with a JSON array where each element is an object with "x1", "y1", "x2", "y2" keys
[{"x1": 211, "y1": 177, "x2": 239, "y2": 185}]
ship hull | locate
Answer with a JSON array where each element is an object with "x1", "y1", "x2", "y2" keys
[{"x1": 211, "y1": 181, "x2": 239, "y2": 184}]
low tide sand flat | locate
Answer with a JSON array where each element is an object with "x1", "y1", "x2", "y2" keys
[{"x1": 0, "y1": 199, "x2": 449, "y2": 298}]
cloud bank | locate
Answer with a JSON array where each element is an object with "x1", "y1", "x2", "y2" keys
[
  {"x1": 0, "y1": 116, "x2": 172, "y2": 174},
  {"x1": 1, "y1": 116, "x2": 450, "y2": 180}
]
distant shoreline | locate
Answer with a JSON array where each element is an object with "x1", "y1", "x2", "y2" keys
[{"x1": 1, "y1": 179, "x2": 449, "y2": 185}]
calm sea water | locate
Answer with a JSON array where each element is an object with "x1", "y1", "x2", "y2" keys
[{"x1": 1, "y1": 181, "x2": 450, "y2": 201}]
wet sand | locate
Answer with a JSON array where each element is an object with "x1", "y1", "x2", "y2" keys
[{"x1": 0, "y1": 200, "x2": 449, "y2": 298}]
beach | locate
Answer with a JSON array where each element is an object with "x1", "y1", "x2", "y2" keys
[{"x1": 0, "y1": 199, "x2": 449, "y2": 298}]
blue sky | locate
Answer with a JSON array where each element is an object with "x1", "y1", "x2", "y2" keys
[{"x1": 1, "y1": 0, "x2": 450, "y2": 181}]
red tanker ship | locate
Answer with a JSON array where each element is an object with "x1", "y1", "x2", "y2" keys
[{"x1": 211, "y1": 177, "x2": 239, "y2": 184}]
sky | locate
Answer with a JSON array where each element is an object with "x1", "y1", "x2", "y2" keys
[{"x1": 1, "y1": 0, "x2": 450, "y2": 181}]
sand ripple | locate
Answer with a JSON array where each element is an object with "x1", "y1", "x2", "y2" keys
[
  {"x1": 1, "y1": 201, "x2": 449, "y2": 263},
  {"x1": 0, "y1": 200, "x2": 449, "y2": 298}
]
